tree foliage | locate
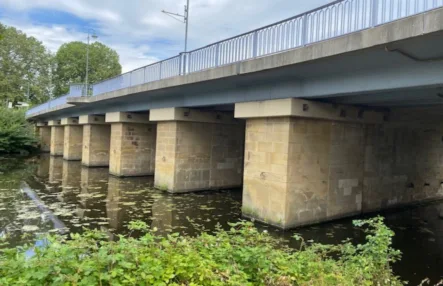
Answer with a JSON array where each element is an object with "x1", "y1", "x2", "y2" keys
[
  {"x1": 0, "y1": 23, "x2": 53, "y2": 106},
  {"x1": 53, "y1": 41, "x2": 121, "y2": 96},
  {"x1": 0, "y1": 217, "x2": 405, "y2": 285},
  {"x1": 0, "y1": 107, "x2": 38, "y2": 154}
]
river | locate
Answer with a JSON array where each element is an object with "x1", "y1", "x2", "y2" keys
[{"x1": 0, "y1": 154, "x2": 442, "y2": 284}]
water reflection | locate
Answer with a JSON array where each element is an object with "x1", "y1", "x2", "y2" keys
[
  {"x1": 48, "y1": 156, "x2": 63, "y2": 184},
  {"x1": 0, "y1": 156, "x2": 442, "y2": 284}
]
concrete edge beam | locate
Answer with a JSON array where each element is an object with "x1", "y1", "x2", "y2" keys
[
  {"x1": 105, "y1": 112, "x2": 152, "y2": 124},
  {"x1": 79, "y1": 115, "x2": 107, "y2": 125},
  {"x1": 61, "y1": 117, "x2": 80, "y2": 126},
  {"x1": 234, "y1": 98, "x2": 386, "y2": 124},
  {"x1": 48, "y1": 120, "x2": 62, "y2": 126},
  {"x1": 150, "y1": 107, "x2": 240, "y2": 125}
]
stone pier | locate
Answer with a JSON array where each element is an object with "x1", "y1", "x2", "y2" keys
[
  {"x1": 36, "y1": 122, "x2": 51, "y2": 152},
  {"x1": 49, "y1": 120, "x2": 64, "y2": 156},
  {"x1": 61, "y1": 117, "x2": 83, "y2": 161},
  {"x1": 79, "y1": 115, "x2": 111, "y2": 167},
  {"x1": 235, "y1": 98, "x2": 385, "y2": 229},
  {"x1": 106, "y1": 112, "x2": 156, "y2": 177},
  {"x1": 150, "y1": 108, "x2": 245, "y2": 193}
]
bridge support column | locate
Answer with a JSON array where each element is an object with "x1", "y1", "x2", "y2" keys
[
  {"x1": 80, "y1": 115, "x2": 111, "y2": 167},
  {"x1": 150, "y1": 108, "x2": 245, "y2": 193},
  {"x1": 235, "y1": 98, "x2": 384, "y2": 229},
  {"x1": 106, "y1": 112, "x2": 156, "y2": 177},
  {"x1": 36, "y1": 122, "x2": 51, "y2": 152},
  {"x1": 61, "y1": 117, "x2": 83, "y2": 161},
  {"x1": 49, "y1": 120, "x2": 64, "y2": 156}
]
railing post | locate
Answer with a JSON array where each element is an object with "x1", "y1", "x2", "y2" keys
[
  {"x1": 215, "y1": 43, "x2": 220, "y2": 67},
  {"x1": 179, "y1": 53, "x2": 183, "y2": 75},
  {"x1": 159, "y1": 62, "x2": 163, "y2": 80},
  {"x1": 301, "y1": 14, "x2": 308, "y2": 46},
  {"x1": 252, "y1": 31, "x2": 258, "y2": 58},
  {"x1": 370, "y1": 0, "x2": 378, "y2": 27}
]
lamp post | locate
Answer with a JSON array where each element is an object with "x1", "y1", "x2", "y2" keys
[
  {"x1": 162, "y1": 0, "x2": 190, "y2": 52},
  {"x1": 85, "y1": 29, "x2": 98, "y2": 96}
]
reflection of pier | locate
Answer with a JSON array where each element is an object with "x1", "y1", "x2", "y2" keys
[
  {"x1": 36, "y1": 154, "x2": 50, "y2": 178},
  {"x1": 57, "y1": 161, "x2": 82, "y2": 203},
  {"x1": 76, "y1": 167, "x2": 109, "y2": 218},
  {"x1": 48, "y1": 156, "x2": 63, "y2": 184},
  {"x1": 106, "y1": 176, "x2": 154, "y2": 232}
]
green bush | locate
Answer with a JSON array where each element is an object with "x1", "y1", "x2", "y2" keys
[
  {"x1": 0, "y1": 217, "x2": 404, "y2": 285},
  {"x1": 0, "y1": 107, "x2": 38, "y2": 154}
]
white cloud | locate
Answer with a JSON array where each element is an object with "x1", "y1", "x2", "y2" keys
[{"x1": 0, "y1": 0, "x2": 333, "y2": 72}]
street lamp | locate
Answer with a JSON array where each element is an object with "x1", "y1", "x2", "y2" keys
[
  {"x1": 85, "y1": 29, "x2": 98, "y2": 96},
  {"x1": 162, "y1": 0, "x2": 190, "y2": 52}
]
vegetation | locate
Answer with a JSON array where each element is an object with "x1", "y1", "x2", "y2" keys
[
  {"x1": 0, "y1": 217, "x2": 404, "y2": 285},
  {"x1": 0, "y1": 22, "x2": 122, "y2": 106},
  {"x1": 53, "y1": 41, "x2": 121, "y2": 97},
  {"x1": 0, "y1": 107, "x2": 38, "y2": 154},
  {"x1": 0, "y1": 23, "x2": 53, "y2": 106}
]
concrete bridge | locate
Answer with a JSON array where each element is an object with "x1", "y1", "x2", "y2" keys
[{"x1": 27, "y1": 1, "x2": 443, "y2": 229}]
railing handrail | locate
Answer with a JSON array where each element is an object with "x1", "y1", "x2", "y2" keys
[
  {"x1": 187, "y1": 0, "x2": 347, "y2": 53},
  {"x1": 92, "y1": 54, "x2": 182, "y2": 86}
]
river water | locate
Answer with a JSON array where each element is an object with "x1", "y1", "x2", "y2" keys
[{"x1": 0, "y1": 154, "x2": 442, "y2": 284}]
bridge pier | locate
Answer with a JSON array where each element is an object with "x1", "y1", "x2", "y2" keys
[
  {"x1": 48, "y1": 120, "x2": 64, "y2": 156},
  {"x1": 80, "y1": 115, "x2": 111, "y2": 167},
  {"x1": 235, "y1": 98, "x2": 385, "y2": 229},
  {"x1": 150, "y1": 108, "x2": 245, "y2": 193},
  {"x1": 36, "y1": 122, "x2": 51, "y2": 152},
  {"x1": 61, "y1": 117, "x2": 83, "y2": 161},
  {"x1": 106, "y1": 112, "x2": 156, "y2": 177}
]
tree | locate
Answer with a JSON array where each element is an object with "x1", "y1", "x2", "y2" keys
[
  {"x1": 0, "y1": 23, "x2": 53, "y2": 106},
  {"x1": 53, "y1": 41, "x2": 121, "y2": 97}
]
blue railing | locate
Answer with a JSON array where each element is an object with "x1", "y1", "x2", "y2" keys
[
  {"x1": 26, "y1": 84, "x2": 86, "y2": 116},
  {"x1": 27, "y1": 0, "x2": 443, "y2": 117}
]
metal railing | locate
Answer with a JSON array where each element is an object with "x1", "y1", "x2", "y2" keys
[
  {"x1": 27, "y1": 0, "x2": 443, "y2": 117},
  {"x1": 26, "y1": 84, "x2": 86, "y2": 116}
]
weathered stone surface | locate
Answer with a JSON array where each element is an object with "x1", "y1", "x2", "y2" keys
[
  {"x1": 109, "y1": 123, "x2": 157, "y2": 177},
  {"x1": 154, "y1": 121, "x2": 245, "y2": 193},
  {"x1": 82, "y1": 125, "x2": 111, "y2": 167},
  {"x1": 63, "y1": 125, "x2": 83, "y2": 161},
  {"x1": 243, "y1": 106, "x2": 443, "y2": 229},
  {"x1": 37, "y1": 126, "x2": 51, "y2": 152},
  {"x1": 50, "y1": 126, "x2": 64, "y2": 156},
  {"x1": 243, "y1": 117, "x2": 369, "y2": 228}
]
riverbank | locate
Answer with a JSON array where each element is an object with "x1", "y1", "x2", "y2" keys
[{"x1": 0, "y1": 217, "x2": 402, "y2": 285}]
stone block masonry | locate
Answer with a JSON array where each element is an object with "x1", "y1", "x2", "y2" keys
[
  {"x1": 151, "y1": 108, "x2": 245, "y2": 193},
  {"x1": 106, "y1": 112, "x2": 156, "y2": 177},
  {"x1": 80, "y1": 115, "x2": 111, "y2": 167},
  {"x1": 62, "y1": 118, "x2": 83, "y2": 161},
  {"x1": 241, "y1": 117, "x2": 367, "y2": 228},
  {"x1": 37, "y1": 125, "x2": 51, "y2": 152},
  {"x1": 49, "y1": 120, "x2": 64, "y2": 156},
  {"x1": 108, "y1": 121, "x2": 157, "y2": 177},
  {"x1": 236, "y1": 99, "x2": 443, "y2": 229}
]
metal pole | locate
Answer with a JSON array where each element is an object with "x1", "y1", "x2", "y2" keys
[
  {"x1": 85, "y1": 32, "x2": 90, "y2": 96},
  {"x1": 184, "y1": 0, "x2": 190, "y2": 52}
]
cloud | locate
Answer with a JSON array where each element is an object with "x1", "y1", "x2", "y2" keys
[{"x1": 0, "y1": 0, "x2": 333, "y2": 72}]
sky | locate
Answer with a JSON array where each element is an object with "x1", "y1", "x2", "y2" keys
[{"x1": 0, "y1": 0, "x2": 333, "y2": 73}]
